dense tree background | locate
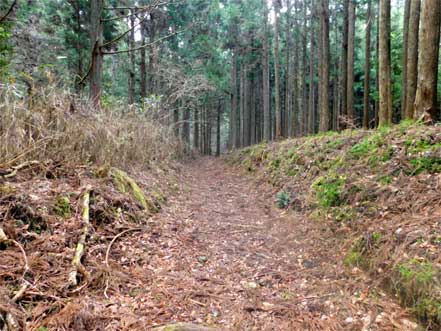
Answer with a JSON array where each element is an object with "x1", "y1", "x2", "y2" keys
[{"x1": 1, "y1": 0, "x2": 440, "y2": 153}]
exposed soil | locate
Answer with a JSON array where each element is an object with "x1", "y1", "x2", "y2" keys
[{"x1": 138, "y1": 157, "x2": 419, "y2": 330}]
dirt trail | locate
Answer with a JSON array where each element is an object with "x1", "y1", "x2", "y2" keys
[{"x1": 128, "y1": 158, "x2": 419, "y2": 330}]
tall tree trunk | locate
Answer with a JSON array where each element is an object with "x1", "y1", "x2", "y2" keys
[
  {"x1": 73, "y1": 0, "x2": 83, "y2": 92},
  {"x1": 182, "y1": 103, "x2": 190, "y2": 145},
  {"x1": 216, "y1": 101, "x2": 221, "y2": 156},
  {"x1": 262, "y1": 0, "x2": 271, "y2": 141},
  {"x1": 414, "y1": 0, "x2": 441, "y2": 121},
  {"x1": 194, "y1": 107, "x2": 199, "y2": 150},
  {"x1": 347, "y1": 0, "x2": 356, "y2": 123},
  {"x1": 140, "y1": 19, "x2": 147, "y2": 99},
  {"x1": 89, "y1": 0, "x2": 103, "y2": 107},
  {"x1": 292, "y1": 0, "x2": 299, "y2": 135},
  {"x1": 308, "y1": 0, "x2": 316, "y2": 134},
  {"x1": 378, "y1": 0, "x2": 392, "y2": 126},
  {"x1": 250, "y1": 74, "x2": 256, "y2": 144},
  {"x1": 273, "y1": 0, "x2": 282, "y2": 139},
  {"x1": 318, "y1": 0, "x2": 330, "y2": 132},
  {"x1": 301, "y1": 0, "x2": 308, "y2": 135},
  {"x1": 363, "y1": 0, "x2": 372, "y2": 129},
  {"x1": 148, "y1": 15, "x2": 156, "y2": 95},
  {"x1": 374, "y1": 3, "x2": 380, "y2": 126},
  {"x1": 231, "y1": 48, "x2": 239, "y2": 148},
  {"x1": 239, "y1": 65, "x2": 245, "y2": 147},
  {"x1": 404, "y1": 0, "x2": 420, "y2": 119},
  {"x1": 340, "y1": 0, "x2": 349, "y2": 127},
  {"x1": 401, "y1": 0, "x2": 411, "y2": 118},
  {"x1": 244, "y1": 68, "x2": 251, "y2": 146},
  {"x1": 285, "y1": 0, "x2": 293, "y2": 137},
  {"x1": 127, "y1": 9, "x2": 135, "y2": 105}
]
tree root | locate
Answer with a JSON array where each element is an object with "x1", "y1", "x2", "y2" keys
[{"x1": 68, "y1": 185, "x2": 92, "y2": 288}]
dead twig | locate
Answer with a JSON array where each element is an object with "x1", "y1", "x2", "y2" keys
[
  {"x1": 0, "y1": 160, "x2": 40, "y2": 179},
  {"x1": 105, "y1": 227, "x2": 143, "y2": 268},
  {"x1": 68, "y1": 184, "x2": 92, "y2": 288}
]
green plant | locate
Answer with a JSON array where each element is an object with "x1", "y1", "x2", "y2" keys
[
  {"x1": 409, "y1": 156, "x2": 441, "y2": 175},
  {"x1": 312, "y1": 174, "x2": 346, "y2": 207},
  {"x1": 276, "y1": 191, "x2": 291, "y2": 209}
]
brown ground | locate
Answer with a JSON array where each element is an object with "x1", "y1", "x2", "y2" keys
[
  {"x1": 0, "y1": 157, "x2": 423, "y2": 331},
  {"x1": 134, "y1": 157, "x2": 419, "y2": 330}
]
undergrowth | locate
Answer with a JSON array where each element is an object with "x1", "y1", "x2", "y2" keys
[
  {"x1": 230, "y1": 121, "x2": 441, "y2": 327},
  {"x1": 0, "y1": 84, "x2": 184, "y2": 169}
]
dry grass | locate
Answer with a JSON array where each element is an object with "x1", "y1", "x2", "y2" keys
[{"x1": 0, "y1": 84, "x2": 184, "y2": 169}]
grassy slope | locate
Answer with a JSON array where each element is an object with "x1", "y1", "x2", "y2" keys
[{"x1": 229, "y1": 121, "x2": 441, "y2": 326}]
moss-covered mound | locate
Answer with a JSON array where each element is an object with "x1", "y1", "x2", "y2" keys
[{"x1": 228, "y1": 122, "x2": 441, "y2": 326}]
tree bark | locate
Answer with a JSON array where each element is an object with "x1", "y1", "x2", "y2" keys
[
  {"x1": 301, "y1": 0, "x2": 308, "y2": 135},
  {"x1": 194, "y1": 107, "x2": 199, "y2": 150},
  {"x1": 216, "y1": 101, "x2": 221, "y2": 156},
  {"x1": 363, "y1": 0, "x2": 372, "y2": 129},
  {"x1": 404, "y1": 0, "x2": 420, "y2": 119},
  {"x1": 318, "y1": 0, "x2": 330, "y2": 132},
  {"x1": 127, "y1": 8, "x2": 135, "y2": 105},
  {"x1": 378, "y1": 0, "x2": 392, "y2": 126},
  {"x1": 401, "y1": 0, "x2": 411, "y2": 118},
  {"x1": 273, "y1": 0, "x2": 282, "y2": 139},
  {"x1": 347, "y1": 0, "x2": 356, "y2": 123},
  {"x1": 262, "y1": 0, "x2": 271, "y2": 141},
  {"x1": 414, "y1": 0, "x2": 441, "y2": 121},
  {"x1": 239, "y1": 64, "x2": 245, "y2": 147},
  {"x1": 148, "y1": 13, "x2": 156, "y2": 95},
  {"x1": 89, "y1": 0, "x2": 103, "y2": 107},
  {"x1": 231, "y1": 48, "x2": 239, "y2": 148},
  {"x1": 140, "y1": 18, "x2": 147, "y2": 99},
  {"x1": 340, "y1": 0, "x2": 349, "y2": 127},
  {"x1": 308, "y1": 0, "x2": 316, "y2": 134},
  {"x1": 285, "y1": 0, "x2": 293, "y2": 136}
]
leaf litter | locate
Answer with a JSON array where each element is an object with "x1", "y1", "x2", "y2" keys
[{"x1": 0, "y1": 152, "x2": 423, "y2": 330}]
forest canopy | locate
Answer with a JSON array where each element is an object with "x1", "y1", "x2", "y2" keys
[{"x1": 0, "y1": 0, "x2": 440, "y2": 153}]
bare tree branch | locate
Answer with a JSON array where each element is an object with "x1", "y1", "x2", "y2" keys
[
  {"x1": 0, "y1": 0, "x2": 17, "y2": 23},
  {"x1": 101, "y1": 0, "x2": 168, "y2": 22},
  {"x1": 101, "y1": 28, "x2": 187, "y2": 55}
]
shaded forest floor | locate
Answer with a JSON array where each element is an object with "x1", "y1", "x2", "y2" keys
[
  {"x1": 2, "y1": 122, "x2": 440, "y2": 331},
  {"x1": 140, "y1": 157, "x2": 419, "y2": 330}
]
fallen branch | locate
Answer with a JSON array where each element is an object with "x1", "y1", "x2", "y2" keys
[
  {"x1": 103, "y1": 227, "x2": 142, "y2": 298},
  {"x1": 105, "y1": 228, "x2": 142, "y2": 268},
  {"x1": 0, "y1": 160, "x2": 40, "y2": 179},
  {"x1": 68, "y1": 185, "x2": 92, "y2": 288}
]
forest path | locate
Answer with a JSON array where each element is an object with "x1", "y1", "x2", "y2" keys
[{"x1": 142, "y1": 157, "x2": 418, "y2": 330}]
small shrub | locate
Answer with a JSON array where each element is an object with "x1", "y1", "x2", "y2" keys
[{"x1": 276, "y1": 191, "x2": 291, "y2": 209}]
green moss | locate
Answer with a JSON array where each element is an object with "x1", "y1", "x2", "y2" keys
[
  {"x1": 377, "y1": 174, "x2": 392, "y2": 185},
  {"x1": 53, "y1": 196, "x2": 71, "y2": 218},
  {"x1": 344, "y1": 250, "x2": 364, "y2": 267},
  {"x1": 329, "y1": 206, "x2": 356, "y2": 222},
  {"x1": 0, "y1": 184, "x2": 15, "y2": 196},
  {"x1": 350, "y1": 138, "x2": 378, "y2": 159},
  {"x1": 110, "y1": 168, "x2": 151, "y2": 211},
  {"x1": 312, "y1": 174, "x2": 346, "y2": 207},
  {"x1": 269, "y1": 158, "x2": 281, "y2": 170},
  {"x1": 394, "y1": 258, "x2": 441, "y2": 323},
  {"x1": 397, "y1": 259, "x2": 433, "y2": 285}
]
